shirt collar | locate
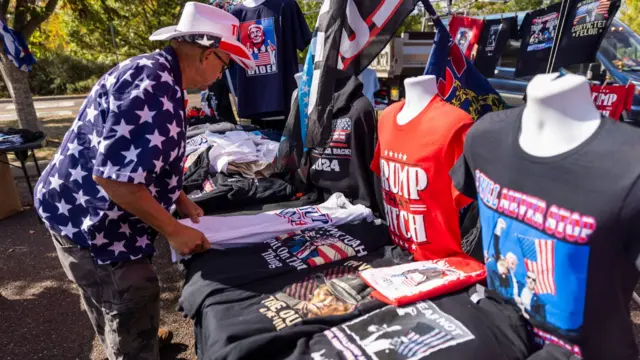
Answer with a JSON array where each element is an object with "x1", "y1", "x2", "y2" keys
[{"x1": 162, "y1": 45, "x2": 183, "y2": 90}]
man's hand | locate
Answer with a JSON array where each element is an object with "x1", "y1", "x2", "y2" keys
[
  {"x1": 93, "y1": 177, "x2": 210, "y2": 256},
  {"x1": 166, "y1": 222, "x2": 210, "y2": 256},
  {"x1": 176, "y1": 191, "x2": 204, "y2": 224}
]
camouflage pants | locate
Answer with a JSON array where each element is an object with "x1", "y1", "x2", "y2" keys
[{"x1": 51, "y1": 232, "x2": 160, "y2": 360}]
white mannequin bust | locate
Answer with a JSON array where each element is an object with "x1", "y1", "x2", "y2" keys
[
  {"x1": 243, "y1": 0, "x2": 265, "y2": 7},
  {"x1": 294, "y1": 72, "x2": 302, "y2": 87},
  {"x1": 396, "y1": 75, "x2": 438, "y2": 126},
  {"x1": 520, "y1": 73, "x2": 601, "y2": 157}
]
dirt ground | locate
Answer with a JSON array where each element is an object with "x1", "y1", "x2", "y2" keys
[
  {"x1": 0, "y1": 179, "x2": 196, "y2": 360},
  {"x1": 2, "y1": 176, "x2": 640, "y2": 359}
]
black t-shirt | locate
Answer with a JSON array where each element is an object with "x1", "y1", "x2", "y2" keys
[
  {"x1": 307, "y1": 290, "x2": 532, "y2": 360},
  {"x1": 473, "y1": 17, "x2": 517, "y2": 78},
  {"x1": 515, "y1": 3, "x2": 562, "y2": 78},
  {"x1": 553, "y1": 0, "x2": 622, "y2": 70},
  {"x1": 450, "y1": 106, "x2": 640, "y2": 360},
  {"x1": 179, "y1": 222, "x2": 404, "y2": 360},
  {"x1": 308, "y1": 78, "x2": 379, "y2": 213},
  {"x1": 230, "y1": 0, "x2": 311, "y2": 120}
]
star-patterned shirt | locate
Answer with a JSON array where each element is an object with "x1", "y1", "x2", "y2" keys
[{"x1": 34, "y1": 46, "x2": 187, "y2": 264}]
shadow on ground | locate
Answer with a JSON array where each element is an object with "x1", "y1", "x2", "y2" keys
[{"x1": 0, "y1": 178, "x2": 196, "y2": 360}]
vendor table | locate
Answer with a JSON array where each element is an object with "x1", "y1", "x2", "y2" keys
[{"x1": 0, "y1": 135, "x2": 46, "y2": 222}]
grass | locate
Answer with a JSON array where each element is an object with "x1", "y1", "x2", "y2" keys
[{"x1": 4, "y1": 116, "x2": 74, "y2": 164}]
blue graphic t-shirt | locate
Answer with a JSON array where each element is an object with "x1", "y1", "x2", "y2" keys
[
  {"x1": 230, "y1": 0, "x2": 311, "y2": 119},
  {"x1": 451, "y1": 107, "x2": 640, "y2": 360},
  {"x1": 34, "y1": 46, "x2": 186, "y2": 264}
]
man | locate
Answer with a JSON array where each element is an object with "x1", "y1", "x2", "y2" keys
[
  {"x1": 520, "y1": 271, "x2": 547, "y2": 322},
  {"x1": 505, "y1": 251, "x2": 524, "y2": 302},
  {"x1": 33, "y1": 3, "x2": 255, "y2": 359}
]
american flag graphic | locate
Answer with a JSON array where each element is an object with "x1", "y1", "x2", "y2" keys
[
  {"x1": 574, "y1": 0, "x2": 610, "y2": 25},
  {"x1": 253, "y1": 51, "x2": 272, "y2": 66},
  {"x1": 396, "y1": 323, "x2": 453, "y2": 357},
  {"x1": 519, "y1": 236, "x2": 556, "y2": 295},
  {"x1": 330, "y1": 118, "x2": 351, "y2": 144},
  {"x1": 284, "y1": 266, "x2": 355, "y2": 299},
  {"x1": 304, "y1": 240, "x2": 356, "y2": 266}
]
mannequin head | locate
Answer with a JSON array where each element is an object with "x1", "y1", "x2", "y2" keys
[
  {"x1": 520, "y1": 73, "x2": 601, "y2": 157},
  {"x1": 527, "y1": 73, "x2": 589, "y2": 98},
  {"x1": 396, "y1": 75, "x2": 439, "y2": 126}
]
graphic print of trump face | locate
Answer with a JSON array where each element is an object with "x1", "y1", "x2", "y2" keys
[{"x1": 248, "y1": 24, "x2": 265, "y2": 48}]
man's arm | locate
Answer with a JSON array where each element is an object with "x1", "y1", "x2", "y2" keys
[{"x1": 94, "y1": 176, "x2": 210, "y2": 256}]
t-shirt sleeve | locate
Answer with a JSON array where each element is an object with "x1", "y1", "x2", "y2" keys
[
  {"x1": 448, "y1": 123, "x2": 476, "y2": 209},
  {"x1": 289, "y1": 0, "x2": 313, "y2": 51},
  {"x1": 621, "y1": 176, "x2": 640, "y2": 269},
  {"x1": 370, "y1": 141, "x2": 381, "y2": 176},
  {"x1": 93, "y1": 66, "x2": 181, "y2": 186}
]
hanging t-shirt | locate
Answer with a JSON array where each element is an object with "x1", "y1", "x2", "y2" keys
[
  {"x1": 473, "y1": 17, "x2": 517, "y2": 78},
  {"x1": 308, "y1": 76, "x2": 379, "y2": 213},
  {"x1": 230, "y1": 0, "x2": 312, "y2": 120},
  {"x1": 554, "y1": 0, "x2": 621, "y2": 70},
  {"x1": 370, "y1": 97, "x2": 473, "y2": 261},
  {"x1": 448, "y1": 15, "x2": 485, "y2": 59},
  {"x1": 358, "y1": 67, "x2": 380, "y2": 105},
  {"x1": 450, "y1": 106, "x2": 640, "y2": 360},
  {"x1": 591, "y1": 83, "x2": 636, "y2": 120},
  {"x1": 515, "y1": 3, "x2": 562, "y2": 78}
]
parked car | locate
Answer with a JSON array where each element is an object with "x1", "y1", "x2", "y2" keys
[{"x1": 488, "y1": 14, "x2": 640, "y2": 124}]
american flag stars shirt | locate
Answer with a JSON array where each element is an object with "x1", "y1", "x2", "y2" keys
[{"x1": 34, "y1": 46, "x2": 187, "y2": 264}]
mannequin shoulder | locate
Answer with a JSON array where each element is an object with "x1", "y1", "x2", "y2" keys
[{"x1": 599, "y1": 119, "x2": 640, "y2": 153}]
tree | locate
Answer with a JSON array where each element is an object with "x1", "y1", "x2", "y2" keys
[
  {"x1": 0, "y1": 0, "x2": 59, "y2": 131},
  {"x1": 620, "y1": 0, "x2": 640, "y2": 34},
  {"x1": 62, "y1": 0, "x2": 203, "y2": 65}
]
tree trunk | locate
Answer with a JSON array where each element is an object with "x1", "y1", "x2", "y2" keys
[{"x1": 0, "y1": 52, "x2": 41, "y2": 131}]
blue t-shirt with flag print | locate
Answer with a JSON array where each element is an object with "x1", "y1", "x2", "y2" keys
[
  {"x1": 34, "y1": 46, "x2": 187, "y2": 265},
  {"x1": 230, "y1": 0, "x2": 311, "y2": 120}
]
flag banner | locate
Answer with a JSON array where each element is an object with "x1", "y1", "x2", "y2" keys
[
  {"x1": 300, "y1": 0, "x2": 419, "y2": 149},
  {"x1": 423, "y1": 2, "x2": 506, "y2": 121},
  {"x1": 448, "y1": 15, "x2": 484, "y2": 59},
  {"x1": 473, "y1": 16, "x2": 517, "y2": 78},
  {"x1": 552, "y1": 0, "x2": 621, "y2": 70},
  {"x1": 515, "y1": 3, "x2": 563, "y2": 77},
  {"x1": 0, "y1": 20, "x2": 35, "y2": 72}
]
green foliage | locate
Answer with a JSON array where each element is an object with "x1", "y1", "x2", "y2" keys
[
  {"x1": 54, "y1": 0, "x2": 209, "y2": 64},
  {"x1": 467, "y1": 0, "x2": 546, "y2": 15},
  {"x1": 620, "y1": 0, "x2": 640, "y2": 34},
  {"x1": 28, "y1": 53, "x2": 111, "y2": 96}
]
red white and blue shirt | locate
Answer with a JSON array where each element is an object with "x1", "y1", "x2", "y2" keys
[{"x1": 34, "y1": 46, "x2": 186, "y2": 264}]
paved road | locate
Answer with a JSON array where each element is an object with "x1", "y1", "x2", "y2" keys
[{"x1": 0, "y1": 93, "x2": 203, "y2": 122}]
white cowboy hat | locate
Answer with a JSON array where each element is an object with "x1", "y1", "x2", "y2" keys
[{"x1": 149, "y1": 1, "x2": 255, "y2": 70}]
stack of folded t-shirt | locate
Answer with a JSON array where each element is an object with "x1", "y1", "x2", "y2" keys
[{"x1": 179, "y1": 219, "x2": 535, "y2": 360}]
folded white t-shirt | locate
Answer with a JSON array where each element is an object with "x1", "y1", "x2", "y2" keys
[{"x1": 171, "y1": 193, "x2": 374, "y2": 262}]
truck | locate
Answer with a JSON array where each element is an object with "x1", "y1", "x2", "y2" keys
[{"x1": 369, "y1": 14, "x2": 640, "y2": 124}]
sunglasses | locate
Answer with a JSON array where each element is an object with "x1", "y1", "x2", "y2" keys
[
  {"x1": 212, "y1": 51, "x2": 230, "y2": 72},
  {"x1": 199, "y1": 47, "x2": 231, "y2": 72}
]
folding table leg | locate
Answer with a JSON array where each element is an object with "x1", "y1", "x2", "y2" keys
[
  {"x1": 17, "y1": 156, "x2": 33, "y2": 198},
  {"x1": 30, "y1": 150, "x2": 43, "y2": 224},
  {"x1": 32, "y1": 150, "x2": 41, "y2": 176}
]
